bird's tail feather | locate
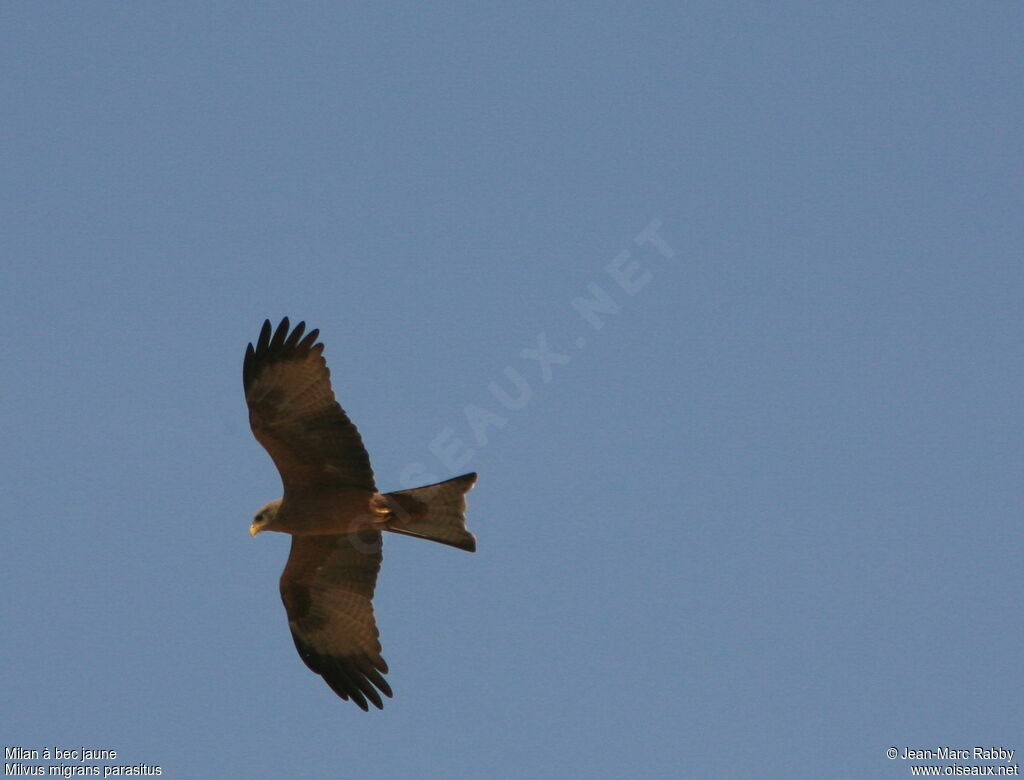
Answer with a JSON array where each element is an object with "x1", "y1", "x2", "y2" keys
[{"x1": 383, "y1": 473, "x2": 477, "y2": 552}]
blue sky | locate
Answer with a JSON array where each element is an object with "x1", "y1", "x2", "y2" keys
[{"x1": 2, "y1": 3, "x2": 1021, "y2": 778}]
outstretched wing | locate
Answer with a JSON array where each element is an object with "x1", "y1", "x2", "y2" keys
[
  {"x1": 280, "y1": 532, "x2": 393, "y2": 710},
  {"x1": 243, "y1": 318, "x2": 375, "y2": 494}
]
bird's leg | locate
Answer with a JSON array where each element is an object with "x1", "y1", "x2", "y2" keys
[{"x1": 368, "y1": 493, "x2": 392, "y2": 524}]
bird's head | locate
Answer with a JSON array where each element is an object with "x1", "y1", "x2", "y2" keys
[{"x1": 250, "y1": 499, "x2": 283, "y2": 536}]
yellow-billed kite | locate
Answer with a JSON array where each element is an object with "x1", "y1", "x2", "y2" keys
[{"x1": 244, "y1": 317, "x2": 476, "y2": 710}]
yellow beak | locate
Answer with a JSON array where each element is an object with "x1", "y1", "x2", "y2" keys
[{"x1": 249, "y1": 523, "x2": 260, "y2": 537}]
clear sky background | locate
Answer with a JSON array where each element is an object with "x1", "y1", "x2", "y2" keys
[{"x1": 2, "y1": 3, "x2": 1021, "y2": 778}]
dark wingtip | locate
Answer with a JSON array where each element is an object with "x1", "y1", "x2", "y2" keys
[
  {"x1": 298, "y1": 328, "x2": 320, "y2": 351},
  {"x1": 270, "y1": 317, "x2": 290, "y2": 349},
  {"x1": 290, "y1": 630, "x2": 392, "y2": 711},
  {"x1": 244, "y1": 317, "x2": 325, "y2": 394},
  {"x1": 283, "y1": 321, "x2": 306, "y2": 350},
  {"x1": 258, "y1": 319, "x2": 272, "y2": 349},
  {"x1": 242, "y1": 343, "x2": 256, "y2": 390}
]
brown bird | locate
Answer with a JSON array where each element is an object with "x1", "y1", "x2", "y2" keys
[{"x1": 244, "y1": 317, "x2": 477, "y2": 710}]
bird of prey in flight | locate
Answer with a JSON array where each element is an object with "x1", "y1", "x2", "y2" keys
[{"x1": 244, "y1": 317, "x2": 477, "y2": 710}]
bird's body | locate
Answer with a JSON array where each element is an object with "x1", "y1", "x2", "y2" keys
[
  {"x1": 254, "y1": 490, "x2": 376, "y2": 535},
  {"x1": 244, "y1": 317, "x2": 477, "y2": 710}
]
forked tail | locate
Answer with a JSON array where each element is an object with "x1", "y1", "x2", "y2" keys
[{"x1": 382, "y1": 473, "x2": 477, "y2": 552}]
